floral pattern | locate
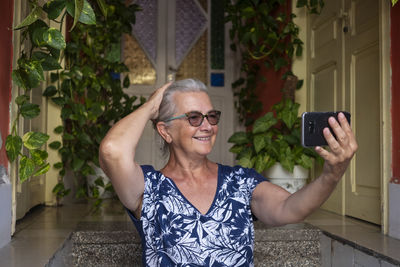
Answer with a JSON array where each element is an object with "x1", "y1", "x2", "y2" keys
[{"x1": 127, "y1": 164, "x2": 267, "y2": 266}]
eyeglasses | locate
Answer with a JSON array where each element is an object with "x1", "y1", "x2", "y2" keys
[{"x1": 165, "y1": 110, "x2": 221, "y2": 127}]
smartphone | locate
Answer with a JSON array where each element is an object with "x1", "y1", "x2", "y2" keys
[{"x1": 301, "y1": 111, "x2": 351, "y2": 147}]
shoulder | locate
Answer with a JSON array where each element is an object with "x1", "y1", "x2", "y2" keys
[
  {"x1": 140, "y1": 165, "x2": 156, "y2": 174},
  {"x1": 219, "y1": 164, "x2": 266, "y2": 179},
  {"x1": 218, "y1": 164, "x2": 268, "y2": 187}
]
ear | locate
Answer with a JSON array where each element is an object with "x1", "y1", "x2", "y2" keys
[{"x1": 156, "y1": 122, "x2": 172, "y2": 143}]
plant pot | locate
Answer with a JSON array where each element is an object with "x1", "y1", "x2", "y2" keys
[
  {"x1": 87, "y1": 163, "x2": 114, "y2": 199},
  {"x1": 264, "y1": 163, "x2": 309, "y2": 194}
]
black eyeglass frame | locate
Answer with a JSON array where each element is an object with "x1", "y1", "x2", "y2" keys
[{"x1": 164, "y1": 110, "x2": 221, "y2": 127}]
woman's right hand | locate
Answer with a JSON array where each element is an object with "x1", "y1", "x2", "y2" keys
[{"x1": 147, "y1": 82, "x2": 172, "y2": 120}]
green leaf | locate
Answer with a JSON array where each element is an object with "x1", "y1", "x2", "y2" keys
[
  {"x1": 32, "y1": 52, "x2": 62, "y2": 71},
  {"x1": 96, "y1": 0, "x2": 108, "y2": 18},
  {"x1": 5, "y1": 135, "x2": 22, "y2": 162},
  {"x1": 72, "y1": 157, "x2": 85, "y2": 171},
  {"x1": 30, "y1": 149, "x2": 48, "y2": 165},
  {"x1": 43, "y1": 85, "x2": 58, "y2": 97},
  {"x1": 72, "y1": 0, "x2": 84, "y2": 31},
  {"x1": 242, "y1": 6, "x2": 256, "y2": 18},
  {"x1": 44, "y1": 28, "x2": 67, "y2": 50},
  {"x1": 238, "y1": 156, "x2": 255, "y2": 169},
  {"x1": 228, "y1": 132, "x2": 249, "y2": 145},
  {"x1": 52, "y1": 97, "x2": 66, "y2": 106},
  {"x1": 19, "y1": 156, "x2": 35, "y2": 182},
  {"x1": 78, "y1": 133, "x2": 93, "y2": 144},
  {"x1": 18, "y1": 58, "x2": 45, "y2": 88},
  {"x1": 15, "y1": 95, "x2": 30, "y2": 106},
  {"x1": 66, "y1": 0, "x2": 96, "y2": 26},
  {"x1": 253, "y1": 134, "x2": 267, "y2": 153},
  {"x1": 20, "y1": 103, "x2": 40, "y2": 119},
  {"x1": 254, "y1": 154, "x2": 270, "y2": 173},
  {"x1": 274, "y1": 57, "x2": 288, "y2": 71},
  {"x1": 75, "y1": 186, "x2": 87, "y2": 198},
  {"x1": 281, "y1": 101, "x2": 299, "y2": 129},
  {"x1": 296, "y1": 79, "x2": 304, "y2": 89},
  {"x1": 54, "y1": 126, "x2": 64, "y2": 134},
  {"x1": 105, "y1": 42, "x2": 121, "y2": 63},
  {"x1": 49, "y1": 141, "x2": 62, "y2": 150},
  {"x1": 253, "y1": 112, "x2": 277, "y2": 134},
  {"x1": 52, "y1": 182, "x2": 65, "y2": 193},
  {"x1": 123, "y1": 75, "x2": 130, "y2": 88},
  {"x1": 22, "y1": 131, "x2": 50, "y2": 150},
  {"x1": 94, "y1": 177, "x2": 105, "y2": 187},
  {"x1": 32, "y1": 26, "x2": 49, "y2": 47},
  {"x1": 43, "y1": 0, "x2": 66, "y2": 20},
  {"x1": 298, "y1": 154, "x2": 313, "y2": 170},
  {"x1": 15, "y1": 5, "x2": 42, "y2": 30},
  {"x1": 33, "y1": 163, "x2": 50, "y2": 177},
  {"x1": 54, "y1": 162, "x2": 63, "y2": 169},
  {"x1": 229, "y1": 144, "x2": 245, "y2": 155},
  {"x1": 393, "y1": 0, "x2": 399, "y2": 6},
  {"x1": 12, "y1": 70, "x2": 26, "y2": 89}
]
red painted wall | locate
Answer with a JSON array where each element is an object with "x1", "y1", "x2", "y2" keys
[
  {"x1": 254, "y1": 0, "x2": 291, "y2": 116},
  {"x1": 0, "y1": 1, "x2": 14, "y2": 169},
  {"x1": 391, "y1": 4, "x2": 400, "y2": 183}
]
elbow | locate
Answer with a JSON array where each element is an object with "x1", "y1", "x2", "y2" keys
[{"x1": 99, "y1": 139, "x2": 120, "y2": 164}]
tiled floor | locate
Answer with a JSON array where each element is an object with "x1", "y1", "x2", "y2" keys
[{"x1": 0, "y1": 200, "x2": 399, "y2": 267}]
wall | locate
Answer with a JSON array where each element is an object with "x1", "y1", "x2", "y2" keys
[
  {"x1": 389, "y1": 3, "x2": 400, "y2": 240},
  {"x1": 0, "y1": 1, "x2": 13, "y2": 169},
  {"x1": 0, "y1": 0, "x2": 14, "y2": 249}
]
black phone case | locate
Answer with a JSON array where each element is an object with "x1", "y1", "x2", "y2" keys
[{"x1": 301, "y1": 112, "x2": 351, "y2": 147}]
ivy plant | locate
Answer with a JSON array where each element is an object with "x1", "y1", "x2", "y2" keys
[
  {"x1": 225, "y1": 0, "x2": 324, "y2": 126},
  {"x1": 6, "y1": 0, "x2": 94, "y2": 183},
  {"x1": 7, "y1": 0, "x2": 143, "y2": 207},
  {"x1": 48, "y1": 0, "x2": 143, "y2": 207}
]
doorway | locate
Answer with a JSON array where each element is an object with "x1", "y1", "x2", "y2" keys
[{"x1": 123, "y1": 0, "x2": 235, "y2": 169}]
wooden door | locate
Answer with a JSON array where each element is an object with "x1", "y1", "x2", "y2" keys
[
  {"x1": 309, "y1": 0, "x2": 381, "y2": 224},
  {"x1": 344, "y1": 0, "x2": 381, "y2": 225},
  {"x1": 124, "y1": 0, "x2": 235, "y2": 169}
]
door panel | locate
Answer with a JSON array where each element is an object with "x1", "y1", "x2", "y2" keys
[
  {"x1": 309, "y1": 0, "x2": 343, "y2": 214},
  {"x1": 345, "y1": 0, "x2": 381, "y2": 224}
]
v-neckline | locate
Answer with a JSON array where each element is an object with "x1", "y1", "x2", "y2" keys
[{"x1": 158, "y1": 164, "x2": 222, "y2": 216}]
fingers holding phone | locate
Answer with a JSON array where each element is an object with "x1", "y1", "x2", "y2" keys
[{"x1": 302, "y1": 112, "x2": 358, "y2": 181}]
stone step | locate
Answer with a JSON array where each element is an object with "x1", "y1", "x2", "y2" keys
[{"x1": 47, "y1": 221, "x2": 321, "y2": 266}]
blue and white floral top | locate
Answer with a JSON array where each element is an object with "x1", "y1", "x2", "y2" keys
[{"x1": 126, "y1": 164, "x2": 267, "y2": 267}]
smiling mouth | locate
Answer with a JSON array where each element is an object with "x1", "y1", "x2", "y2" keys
[{"x1": 194, "y1": 136, "x2": 211, "y2": 141}]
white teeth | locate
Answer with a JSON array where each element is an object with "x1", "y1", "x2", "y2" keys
[{"x1": 195, "y1": 137, "x2": 210, "y2": 141}]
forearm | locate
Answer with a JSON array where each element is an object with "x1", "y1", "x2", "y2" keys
[{"x1": 281, "y1": 172, "x2": 339, "y2": 222}]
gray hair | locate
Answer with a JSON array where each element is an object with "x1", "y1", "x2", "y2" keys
[{"x1": 153, "y1": 79, "x2": 209, "y2": 156}]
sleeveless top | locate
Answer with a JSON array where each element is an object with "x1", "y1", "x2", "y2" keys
[{"x1": 126, "y1": 164, "x2": 267, "y2": 266}]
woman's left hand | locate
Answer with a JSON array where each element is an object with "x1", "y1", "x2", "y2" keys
[{"x1": 315, "y1": 112, "x2": 358, "y2": 183}]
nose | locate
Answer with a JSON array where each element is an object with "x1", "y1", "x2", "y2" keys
[{"x1": 198, "y1": 116, "x2": 213, "y2": 130}]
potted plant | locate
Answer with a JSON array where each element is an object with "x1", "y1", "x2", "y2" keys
[{"x1": 228, "y1": 98, "x2": 323, "y2": 193}]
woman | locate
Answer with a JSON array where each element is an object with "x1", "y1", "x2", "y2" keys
[{"x1": 99, "y1": 79, "x2": 357, "y2": 266}]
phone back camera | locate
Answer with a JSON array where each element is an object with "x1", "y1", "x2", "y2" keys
[{"x1": 308, "y1": 121, "x2": 315, "y2": 134}]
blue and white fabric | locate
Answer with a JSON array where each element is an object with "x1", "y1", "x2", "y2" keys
[{"x1": 126, "y1": 164, "x2": 267, "y2": 267}]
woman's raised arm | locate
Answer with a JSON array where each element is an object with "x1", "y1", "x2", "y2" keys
[{"x1": 99, "y1": 83, "x2": 171, "y2": 217}]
